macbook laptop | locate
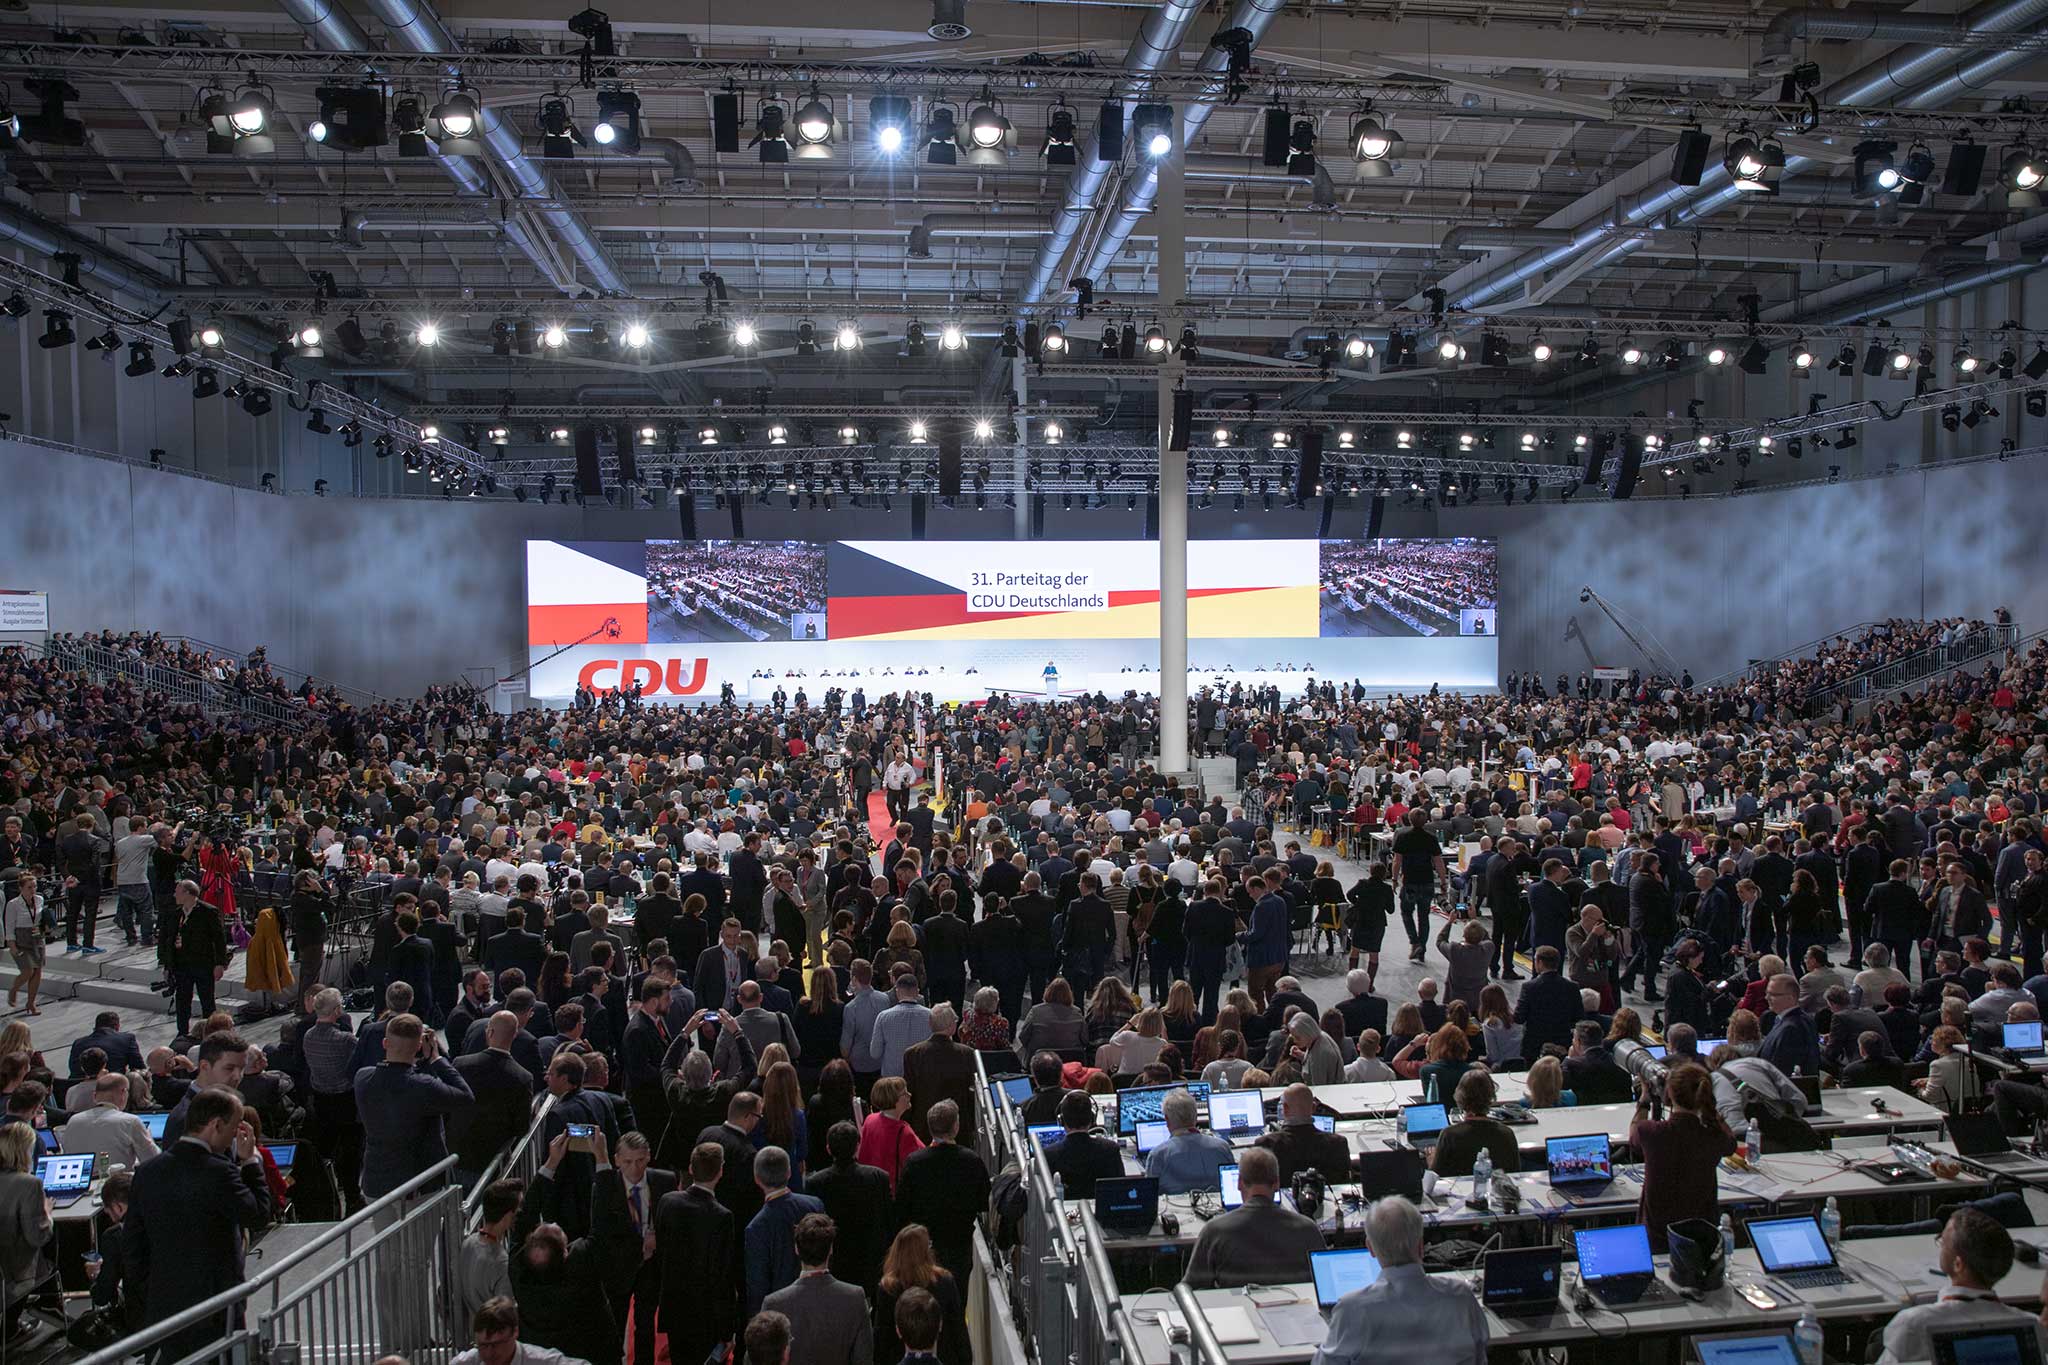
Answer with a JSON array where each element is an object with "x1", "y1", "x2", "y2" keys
[
  {"x1": 1692, "y1": 1331, "x2": 1803, "y2": 1365},
  {"x1": 1115, "y1": 1082, "x2": 1212, "y2": 1136},
  {"x1": 1574, "y1": 1224, "x2": 1666, "y2": 1306},
  {"x1": 1792, "y1": 1075, "x2": 1825, "y2": 1117},
  {"x1": 988, "y1": 1075, "x2": 1035, "y2": 1110},
  {"x1": 1133, "y1": 1120, "x2": 1171, "y2": 1157},
  {"x1": 1947, "y1": 1112, "x2": 2037, "y2": 1169},
  {"x1": 1547, "y1": 1133, "x2": 1616, "y2": 1201},
  {"x1": 138, "y1": 1112, "x2": 169, "y2": 1140},
  {"x1": 1209, "y1": 1090, "x2": 1265, "y2": 1137},
  {"x1": 1397, "y1": 1102, "x2": 1449, "y2": 1149},
  {"x1": 1026, "y1": 1123, "x2": 1066, "y2": 1152},
  {"x1": 2006, "y1": 1022, "x2": 2046, "y2": 1058},
  {"x1": 1219, "y1": 1163, "x2": 1242, "y2": 1210},
  {"x1": 1355, "y1": 1146, "x2": 1426, "y2": 1201},
  {"x1": 262, "y1": 1141, "x2": 299, "y2": 1172},
  {"x1": 1481, "y1": 1245, "x2": 1564, "y2": 1318},
  {"x1": 35, "y1": 1152, "x2": 95, "y2": 1208},
  {"x1": 1746, "y1": 1214, "x2": 1857, "y2": 1291},
  {"x1": 1310, "y1": 1248, "x2": 1383, "y2": 1311},
  {"x1": 1094, "y1": 1177, "x2": 1160, "y2": 1234},
  {"x1": 1933, "y1": 1326, "x2": 2047, "y2": 1365}
]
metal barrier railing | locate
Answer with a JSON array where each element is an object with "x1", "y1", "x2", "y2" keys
[
  {"x1": 39, "y1": 636, "x2": 318, "y2": 731},
  {"x1": 75, "y1": 1155, "x2": 464, "y2": 1365},
  {"x1": 462, "y1": 1093, "x2": 558, "y2": 1232},
  {"x1": 155, "y1": 633, "x2": 391, "y2": 710},
  {"x1": 1804, "y1": 623, "x2": 2018, "y2": 711}
]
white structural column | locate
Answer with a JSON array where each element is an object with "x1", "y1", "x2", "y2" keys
[
  {"x1": 1011, "y1": 355, "x2": 1031, "y2": 539},
  {"x1": 1157, "y1": 141, "x2": 1190, "y2": 772}
]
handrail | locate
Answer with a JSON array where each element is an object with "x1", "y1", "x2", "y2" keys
[
  {"x1": 1172, "y1": 1282, "x2": 1233, "y2": 1365},
  {"x1": 1863, "y1": 626, "x2": 2048, "y2": 709},
  {"x1": 39, "y1": 636, "x2": 318, "y2": 732},
  {"x1": 155, "y1": 633, "x2": 390, "y2": 709},
  {"x1": 1697, "y1": 619, "x2": 1889, "y2": 690},
  {"x1": 1805, "y1": 622, "x2": 2017, "y2": 710},
  {"x1": 72, "y1": 1154, "x2": 462, "y2": 1365},
  {"x1": 464, "y1": 1092, "x2": 559, "y2": 1231}
]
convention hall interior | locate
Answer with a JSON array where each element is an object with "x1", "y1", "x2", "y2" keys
[{"x1": 1, "y1": 1, "x2": 2048, "y2": 1365}]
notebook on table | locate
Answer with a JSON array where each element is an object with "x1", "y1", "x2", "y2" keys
[
  {"x1": 1546, "y1": 1133, "x2": 1616, "y2": 1201},
  {"x1": 1093, "y1": 1177, "x2": 1160, "y2": 1234},
  {"x1": 1209, "y1": 1090, "x2": 1265, "y2": 1137},
  {"x1": 1309, "y1": 1248, "x2": 1383, "y2": 1311},
  {"x1": 1745, "y1": 1214, "x2": 1863, "y2": 1293},
  {"x1": 1574, "y1": 1223, "x2": 1670, "y2": 1307},
  {"x1": 35, "y1": 1152, "x2": 95, "y2": 1208},
  {"x1": 1947, "y1": 1112, "x2": 2037, "y2": 1169},
  {"x1": 2005, "y1": 1022, "x2": 2046, "y2": 1058},
  {"x1": 1396, "y1": 1102, "x2": 1449, "y2": 1149},
  {"x1": 1692, "y1": 1331, "x2": 1803, "y2": 1365},
  {"x1": 1481, "y1": 1245, "x2": 1564, "y2": 1318},
  {"x1": 1932, "y1": 1326, "x2": 2047, "y2": 1365}
]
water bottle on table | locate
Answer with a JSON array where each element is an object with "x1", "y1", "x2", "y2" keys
[{"x1": 1794, "y1": 1307, "x2": 1823, "y2": 1365}]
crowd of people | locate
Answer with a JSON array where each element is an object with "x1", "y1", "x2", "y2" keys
[
  {"x1": 647, "y1": 541, "x2": 829, "y2": 644},
  {"x1": 2, "y1": 599, "x2": 2048, "y2": 1362},
  {"x1": 1318, "y1": 540, "x2": 1498, "y2": 637}
]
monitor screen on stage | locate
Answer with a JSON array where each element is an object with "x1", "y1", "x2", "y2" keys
[{"x1": 526, "y1": 537, "x2": 1499, "y2": 701}]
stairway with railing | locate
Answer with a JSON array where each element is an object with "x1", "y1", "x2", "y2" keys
[
  {"x1": 1805, "y1": 622, "x2": 2019, "y2": 712},
  {"x1": 37, "y1": 636, "x2": 319, "y2": 730},
  {"x1": 1696, "y1": 621, "x2": 1891, "y2": 692},
  {"x1": 155, "y1": 633, "x2": 390, "y2": 710}
]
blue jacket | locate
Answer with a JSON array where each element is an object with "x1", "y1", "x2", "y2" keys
[
  {"x1": 353, "y1": 1056, "x2": 473, "y2": 1200},
  {"x1": 1241, "y1": 892, "x2": 1291, "y2": 969},
  {"x1": 745, "y1": 1190, "x2": 825, "y2": 1315}
]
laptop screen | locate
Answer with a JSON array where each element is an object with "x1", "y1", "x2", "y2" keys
[
  {"x1": 1094, "y1": 1177, "x2": 1159, "y2": 1229},
  {"x1": 1697, "y1": 1038, "x2": 1726, "y2": 1058},
  {"x1": 1948, "y1": 1112, "x2": 2012, "y2": 1157},
  {"x1": 1646, "y1": 1045, "x2": 1667, "y2": 1060},
  {"x1": 1933, "y1": 1328, "x2": 2046, "y2": 1365},
  {"x1": 1695, "y1": 1333, "x2": 1803, "y2": 1365},
  {"x1": 1483, "y1": 1247, "x2": 1563, "y2": 1307},
  {"x1": 34, "y1": 1127, "x2": 58, "y2": 1153},
  {"x1": 1748, "y1": 1216, "x2": 1836, "y2": 1273},
  {"x1": 263, "y1": 1142, "x2": 299, "y2": 1170},
  {"x1": 2006, "y1": 1022, "x2": 2044, "y2": 1052},
  {"x1": 1134, "y1": 1120, "x2": 1171, "y2": 1156},
  {"x1": 1219, "y1": 1163, "x2": 1242, "y2": 1210},
  {"x1": 1310, "y1": 1248, "x2": 1383, "y2": 1308},
  {"x1": 36, "y1": 1153, "x2": 94, "y2": 1193},
  {"x1": 1403, "y1": 1102, "x2": 1449, "y2": 1139},
  {"x1": 989, "y1": 1076, "x2": 1035, "y2": 1110},
  {"x1": 1027, "y1": 1124, "x2": 1066, "y2": 1152},
  {"x1": 1210, "y1": 1091, "x2": 1264, "y2": 1135},
  {"x1": 1313, "y1": 1114, "x2": 1336, "y2": 1133},
  {"x1": 1115, "y1": 1082, "x2": 1213, "y2": 1135},
  {"x1": 138, "y1": 1112, "x2": 169, "y2": 1139},
  {"x1": 1546, "y1": 1134, "x2": 1613, "y2": 1185},
  {"x1": 1576, "y1": 1225, "x2": 1654, "y2": 1283}
]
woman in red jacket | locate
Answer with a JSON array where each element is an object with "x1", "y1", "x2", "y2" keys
[{"x1": 855, "y1": 1075, "x2": 925, "y2": 1192}]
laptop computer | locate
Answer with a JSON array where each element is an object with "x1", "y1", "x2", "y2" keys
[
  {"x1": 1219, "y1": 1163, "x2": 1243, "y2": 1210},
  {"x1": 1356, "y1": 1146, "x2": 1426, "y2": 1201},
  {"x1": 988, "y1": 1075, "x2": 1035, "y2": 1111},
  {"x1": 1310, "y1": 1248, "x2": 1383, "y2": 1311},
  {"x1": 1697, "y1": 1038, "x2": 1727, "y2": 1058},
  {"x1": 1094, "y1": 1177, "x2": 1160, "y2": 1234},
  {"x1": 1574, "y1": 1224, "x2": 1667, "y2": 1307},
  {"x1": 1133, "y1": 1120, "x2": 1171, "y2": 1157},
  {"x1": 1481, "y1": 1245, "x2": 1565, "y2": 1318},
  {"x1": 1746, "y1": 1214, "x2": 1858, "y2": 1291},
  {"x1": 262, "y1": 1142, "x2": 299, "y2": 1172},
  {"x1": 1209, "y1": 1090, "x2": 1265, "y2": 1138},
  {"x1": 1313, "y1": 1114, "x2": 1336, "y2": 1133},
  {"x1": 137, "y1": 1112, "x2": 169, "y2": 1140},
  {"x1": 1646, "y1": 1045, "x2": 1668, "y2": 1060},
  {"x1": 1792, "y1": 1075, "x2": 1825, "y2": 1117},
  {"x1": 2006, "y1": 1021, "x2": 2046, "y2": 1058},
  {"x1": 1114, "y1": 1082, "x2": 1212, "y2": 1136},
  {"x1": 34, "y1": 1127, "x2": 58, "y2": 1155},
  {"x1": 1026, "y1": 1123, "x2": 1066, "y2": 1152},
  {"x1": 1947, "y1": 1112, "x2": 2037, "y2": 1169},
  {"x1": 1932, "y1": 1326, "x2": 2047, "y2": 1365},
  {"x1": 35, "y1": 1152, "x2": 95, "y2": 1208},
  {"x1": 1546, "y1": 1133, "x2": 1616, "y2": 1201},
  {"x1": 1692, "y1": 1331, "x2": 1803, "y2": 1365},
  {"x1": 1397, "y1": 1102, "x2": 1449, "y2": 1150}
]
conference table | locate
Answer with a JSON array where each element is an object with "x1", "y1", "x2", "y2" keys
[{"x1": 1117, "y1": 1225, "x2": 2048, "y2": 1365}]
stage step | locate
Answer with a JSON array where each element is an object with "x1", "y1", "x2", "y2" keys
[
  {"x1": 0, "y1": 936, "x2": 259, "y2": 1015},
  {"x1": 1195, "y1": 756, "x2": 1240, "y2": 803}
]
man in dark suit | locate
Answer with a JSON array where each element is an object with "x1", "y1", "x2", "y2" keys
[
  {"x1": 465, "y1": 986, "x2": 547, "y2": 1082},
  {"x1": 893, "y1": 1099, "x2": 990, "y2": 1286},
  {"x1": 1043, "y1": 1090, "x2": 1124, "y2": 1196},
  {"x1": 1513, "y1": 945, "x2": 1585, "y2": 1063},
  {"x1": 1867, "y1": 858, "x2": 1928, "y2": 980},
  {"x1": 1526, "y1": 857, "x2": 1577, "y2": 963},
  {"x1": 594, "y1": 1131, "x2": 680, "y2": 1365},
  {"x1": 634, "y1": 873, "x2": 683, "y2": 955},
  {"x1": 443, "y1": 969, "x2": 497, "y2": 1057},
  {"x1": 449, "y1": 1011, "x2": 536, "y2": 1187},
  {"x1": 538, "y1": 1050, "x2": 622, "y2": 1239},
  {"x1": 69, "y1": 1011, "x2": 143, "y2": 1076},
  {"x1": 387, "y1": 911, "x2": 442, "y2": 1025},
  {"x1": 354, "y1": 1012, "x2": 474, "y2": 1200},
  {"x1": 675, "y1": 851, "x2": 729, "y2": 925},
  {"x1": 1255, "y1": 1083, "x2": 1351, "y2": 1185},
  {"x1": 900, "y1": 1005, "x2": 978, "y2": 1143},
  {"x1": 698, "y1": 1090, "x2": 766, "y2": 1241},
  {"x1": 1335, "y1": 970, "x2": 1389, "y2": 1039},
  {"x1": 655, "y1": 1140, "x2": 739, "y2": 1365},
  {"x1": 1752, "y1": 836, "x2": 1797, "y2": 956},
  {"x1": 729, "y1": 834, "x2": 769, "y2": 934},
  {"x1": 1061, "y1": 875, "x2": 1115, "y2": 997},
  {"x1": 1010, "y1": 874, "x2": 1061, "y2": 1007},
  {"x1": 688, "y1": 917, "x2": 748, "y2": 1015},
  {"x1": 920, "y1": 892, "x2": 972, "y2": 1013},
  {"x1": 124, "y1": 1086, "x2": 272, "y2": 1361},
  {"x1": 418, "y1": 901, "x2": 464, "y2": 1022},
  {"x1": 762, "y1": 1212, "x2": 874, "y2": 1365},
  {"x1": 968, "y1": 894, "x2": 1027, "y2": 1022},
  {"x1": 163, "y1": 879, "x2": 231, "y2": 1040},
  {"x1": 804, "y1": 1120, "x2": 894, "y2": 1300},
  {"x1": 482, "y1": 907, "x2": 545, "y2": 986},
  {"x1": 620, "y1": 979, "x2": 677, "y2": 1140}
]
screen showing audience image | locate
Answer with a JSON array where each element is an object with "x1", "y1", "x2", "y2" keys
[
  {"x1": 1116, "y1": 1082, "x2": 1212, "y2": 1135},
  {"x1": 646, "y1": 539, "x2": 828, "y2": 643},
  {"x1": 1318, "y1": 538, "x2": 1498, "y2": 638}
]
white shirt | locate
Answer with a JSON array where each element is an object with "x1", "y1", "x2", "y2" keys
[{"x1": 61, "y1": 1104, "x2": 160, "y2": 1169}]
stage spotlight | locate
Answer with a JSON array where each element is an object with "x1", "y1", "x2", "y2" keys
[
  {"x1": 908, "y1": 420, "x2": 929, "y2": 443},
  {"x1": 1661, "y1": 338, "x2": 1685, "y2": 370},
  {"x1": 869, "y1": 95, "x2": 911, "y2": 155},
  {"x1": 939, "y1": 321, "x2": 966, "y2": 353},
  {"x1": 1889, "y1": 344, "x2": 1915, "y2": 373},
  {"x1": 1212, "y1": 426, "x2": 1232, "y2": 446},
  {"x1": 593, "y1": 88, "x2": 643, "y2": 154},
  {"x1": 1480, "y1": 333, "x2": 1510, "y2": 367},
  {"x1": 1286, "y1": 117, "x2": 1316, "y2": 175},
  {"x1": 622, "y1": 321, "x2": 651, "y2": 350},
  {"x1": 84, "y1": 325, "x2": 118, "y2": 353},
  {"x1": 1530, "y1": 336, "x2": 1554, "y2": 363},
  {"x1": 753, "y1": 98, "x2": 790, "y2": 163},
  {"x1": 2002, "y1": 147, "x2": 2045, "y2": 208},
  {"x1": 2028, "y1": 389, "x2": 2048, "y2": 418},
  {"x1": 0, "y1": 295, "x2": 25, "y2": 321},
  {"x1": 587, "y1": 320, "x2": 611, "y2": 354},
  {"x1": 191, "y1": 367, "x2": 220, "y2": 399},
  {"x1": 1725, "y1": 130, "x2": 1785, "y2": 192},
  {"x1": 1133, "y1": 104, "x2": 1176, "y2": 160},
  {"x1": 414, "y1": 321, "x2": 440, "y2": 347},
  {"x1": 1040, "y1": 322, "x2": 1068, "y2": 357},
  {"x1": 1142, "y1": 325, "x2": 1168, "y2": 356},
  {"x1": 730, "y1": 320, "x2": 759, "y2": 350},
  {"x1": 1955, "y1": 344, "x2": 1982, "y2": 375},
  {"x1": 1043, "y1": 102, "x2": 1077, "y2": 165},
  {"x1": 796, "y1": 321, "x2": 818, "y2": 355},
  {"x1": 196, "y1": 323, "x2": 224, "y2": 354},
  {"x1": 1337, "y1": 428, "x2": 1357, "y2": 449},
  {"x1": 966, "y1": 91, "x2": 1010, "y2": 152},
  {"x1": 1790, "y1": 342, "x2": 1815, "y2": 374},
  {"x1": 767, "y1": 424, "x2": 788, "y2": 445},
  {"x1": 306, "y1": 407, "x2": 333, "y2": 434},
  {"x1": 2026, "y1": 344, "x2": 2048, "y2": 380},
  {"x1": 568, "y1": 7, "x2": 615, "y2": 55},
  {"x1": 428, "y1": 84, "x2": 483, "y2": 156},
  {"x1": 1270, "y1": 429, "x2": 1292, "y2": 449},
  {"x1": 1350, "y1": 112, "x2": 1403, "y2": 169},
  {"x1": 124, "y1": 341, "x2": 155, "y2": 376},
  {"x1": 539, "y1": 96, "x2": 583, "y2": 157},
  {"x1": 698, "y1": 423, "x2": 721, "y2": 446},
  {"x1": 1705, "y1": 340, "x2": 1730, "y2": 366},
  {"x1": 839, "y1": 424, "x2": 861, "y2": 445},
  {"x1": 38, "y1": 310, "x2": 73, "y2": 349},
  {"x1": 925, "y1": 104, "x2": 959, "y2": 164},
  {"x1": 999, "y1": 322, "x2": 1019, "y2": 357},
  {"x1": 161, "y1": 357, "x2": 193, "y2": 379},
  {"x1": 1043, "y1": 420, "x2": 1065, "y2": 443},
  {"x1": 1620, "y1": 340, "x2": 1644, "y2": 366},
  {"x1": 973, "y1": 418, "x2": 994, "y2": 440},
  {"x1": 1853, "y1": 139, "x2": 1900, "y2": 196},
  {"x1": 392, "y1": 95, "x2": 429, "y2": 157},
  {"x1": 1343, "y1": 334, "x2": 1372, "y2": 361},
  {"x1": 834, "y1": 321, "x2": 862, "y2": 351}
]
